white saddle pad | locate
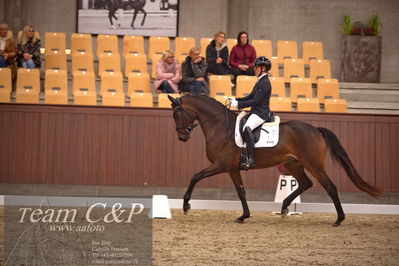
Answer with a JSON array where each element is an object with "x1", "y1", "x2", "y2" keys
[{"x1": 234, "y1": 111, "x2": 280, "y2": 148}]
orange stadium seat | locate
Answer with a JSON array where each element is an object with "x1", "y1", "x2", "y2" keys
[
  {"x1": 16, "y1": 68, "x2": 40, "y2": 103},
  {"x1": 96, "y1": 34, "x2": 119, "y2": 56},
  {"x1": 277, "y1": 40, "x2": 298, "y2": 61},
  {"x1": 128, "y1": 72, "x2": 150, "y2": 94},
  {"x1": 100, "y1": 71, "x2": 123, "y2": 95},
  {"x1": 200, "y1": 37, "x2": 212, "y2": 57},
  {"x1": 270, "y1": 97, "x2": 292, "y2": 112},
  {"x1": 269, "y1": 57, "x2": 280, "y2": 77},
  {"x1": 130, "y1": 92, "x2": 153, "y2": 107},
  {"x1": 252, "y1": 40, "x2": 272, "y2": 58},
  {"x1": 98, "y1": 52, "x2": 121, "y2": 76},
  {"x1": 226, "y1": 38, "x2": 237, "y2": 52},
  {"x1": 209, "y1": 75, "x2": 232, "y2": 97},
  {"x1": 74, "y1": 90, "x2": 97, "y2": 105},
  {"x1": 309, "y1": 59, "x2": 331, "y2": 84},
  {"x1": 0, "y1": 68, "x2": 12, "y2": 102},
  {"x1": 44, "y1": 69, "x2": 68, "y2": 104},
  {"x1": 297, "y1": 98, "x2": 320, "y2": 112},
  {"x1": 148, "y1": 36, "x2": 170, "y2": 57},
  {"x1": 124, "y1": 53, "x2": 147, "y2": 77},
  {"x1": 102, "y1": 90, "x2": 125, "y2": 106},
  {"x1": 290, "y1": 78, "x2": 312, "y2": 102},
  {"x1": 72, "y1": 51, "x2": 94, "y2": 73},
  {"x1": 302, "y1": 41, "x2": 324, "y2": 64},
  {"x1": 317, "y1": 78, "x2": 340, "y2": 104},
  {"x1": 72, "y1": 71, "x2": 96, "y2": 95},
  {"x1": 71, "y1": 33, "x2": 93, "y2": 54},
  {"x1": 324, "y1": 99, "x2": 347, "y2": 113},
  {"x1": 123, "y1": 35, "x2": 144, "y2": 57},
  {"x1": 45, "y1": 32, "x2": 66, "y2": 53},
  {"x1": 174, "y1": 37, "x2": 196, "y2": 58},
  {"x1": 270, "y1": 76, "x2": 286, "y2": 97},
  {"x1": 44, "y1": 50, "x2": 67, "y2": 71},
  {"x1": 158, "y1": 93, "x2": 179, "y2": 108},
  {"x1": 236, "y1": 75, "x2": 257, "y2": 97},
  {"x1": 283, "y1": 58, "x2": 305, "y2": 82}
]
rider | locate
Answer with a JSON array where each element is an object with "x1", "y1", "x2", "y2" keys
[{"x1": 229, "y1": 56, "x2": 272, "y2": 170}]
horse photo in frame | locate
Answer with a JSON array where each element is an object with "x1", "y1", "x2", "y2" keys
[{"x1": 77, "y1": 0, "x2": 179, "y2": 36}]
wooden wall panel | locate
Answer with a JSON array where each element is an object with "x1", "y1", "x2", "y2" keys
[{"x1": 0, "y1": 103, "x2": 398, "y2": 193}]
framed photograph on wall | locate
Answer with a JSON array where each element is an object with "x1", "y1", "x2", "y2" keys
[{"x1": 77, "y1": 0, "x2": 179, "y2": 36}]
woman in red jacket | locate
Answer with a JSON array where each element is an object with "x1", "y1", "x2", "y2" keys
[{"x1": 229, "y1": 31, "x2": 257, "y2": 84}]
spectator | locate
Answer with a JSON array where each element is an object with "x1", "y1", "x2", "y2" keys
[
  {"x1": 154, "y1": 50, "x2": 181, "y2": 93},
  {"x1": 229, "y1": 31, "x2": 257, "y2": 83},
  {"x1": 0, "y1": 23, "x2": 17, "y2": 78},
  {"x1": 206, "y1": 31, "x2": 230, "y2": 75},
  {"x1": 17, "y1": 25, "x2": 41, "y2": 69},
  {"x1": 181, "y1": 47, "x2": 208, "y2": 95}
]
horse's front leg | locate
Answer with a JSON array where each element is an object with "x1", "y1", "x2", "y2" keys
[
  {"x1": 229, "y1": 171, "x2": 250, "y2": 223},
  {"x1": 141, "y1": 9, "x2": 147, "y2": 26},
  {"x1": 183, "y1": 164, "x2": 224, "y2": 214},
  {"x1": 131, "y1": 9, "x2": 138, "y2": 29}
]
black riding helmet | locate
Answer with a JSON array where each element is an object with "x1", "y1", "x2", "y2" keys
[{"x1": 254, "y1": 56, "x2": 271, "y2": 72}]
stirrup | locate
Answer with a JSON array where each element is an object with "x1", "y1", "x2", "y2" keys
[{"x1": 240, "y1": 154, "x2": 255, "y2": 170}]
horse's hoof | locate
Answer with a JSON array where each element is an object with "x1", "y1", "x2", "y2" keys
[
  {"x1": 332, "y1": 223, "x2": 340, "y2": 227},
  {"x1": 281, "y1": 208, "x2": 289, "y2": 218},
  {"x1": 183, "y1": 203, "x2": 191, "y2": 214},
  {"x1": 235, "y1": 218, "x2": 244, "y2": 223}
]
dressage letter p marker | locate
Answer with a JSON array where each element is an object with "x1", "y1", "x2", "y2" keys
[
  {"x1": 291, "y1": 179, "x2": 297, "y2": 191},
  {"x1": 280, "y1": 179, "x2": 287, "y2": 190}
]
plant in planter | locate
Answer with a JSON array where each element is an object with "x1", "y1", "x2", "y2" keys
[
  {"x1": 364, "y1": 14, "x2": 381, "y2": 36},
  {"x1": 341, "y1": 13, "x2": 382, "y2": 82},
  {"x1": 342, "y1": 14, "x2": 352, "y2": 35}
]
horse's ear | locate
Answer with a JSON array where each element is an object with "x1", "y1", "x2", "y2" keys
[{"x1": 168, "y1": 95, "x2": 180, "y2": 108}]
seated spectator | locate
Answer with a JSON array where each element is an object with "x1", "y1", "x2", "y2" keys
[
  {"x1": 154, "y1": 50, "x2": 181, "y2": 93},
  {"x1": 181, "y1": 47, "x2": 208, "y2": 95},
  {"x1": 0, "y1": 23, "x2": 17, "y2": 78},
  {"x1": 17, "y1": 25, "x2": 41, "y2": 69},
  {"x1": 229, "y1": 31, "x2": 257, "y2": 83},
  {"x1": 206, "y1": 31, "x2": 230, "y2": 75}
]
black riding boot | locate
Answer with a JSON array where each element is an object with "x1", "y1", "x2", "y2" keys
[{"x1": 241, "y1": 127, "x2": 256, "y2": 170}]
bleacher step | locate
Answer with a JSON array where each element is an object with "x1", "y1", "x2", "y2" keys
[
  {"x1": 347, "y1": 101, "x2": 399, "y2": 110},
  {"x1": 340, "y1": 89, "x2": 399, "y2": 103},
  {"x1": 340, "y1": 82, "x2": 399, "y2": 91}
]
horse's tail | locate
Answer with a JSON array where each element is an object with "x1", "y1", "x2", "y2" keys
[{"x1": 318, "y1": 127, "x2": 383, "y2": 198}]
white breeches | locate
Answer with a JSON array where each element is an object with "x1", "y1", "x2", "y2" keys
[{"x1": 243, "y1": 114, "x2": 265, "y2": 131}]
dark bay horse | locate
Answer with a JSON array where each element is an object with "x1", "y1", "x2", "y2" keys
[
  {"x1": 168, "y1": 95, "x2": 382, "y2": 226},
  {"x1": 104, "y1": 0, "x2": 152, "y2": 29},
  {"x1": 130, "y1": 0, "x2": 151, "y2": 29}
]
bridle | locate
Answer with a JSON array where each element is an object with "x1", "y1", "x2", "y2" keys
[
  {"x1": 172, "y1": 102, "x2": 231, "y2": 137},
  {"x1": 173, "y1": 105, "x2": 199, "y2": 137}
]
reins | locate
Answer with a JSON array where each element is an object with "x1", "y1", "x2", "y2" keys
[{"x1": 173, "y1": 101, "x2": 234, "y2": 137}]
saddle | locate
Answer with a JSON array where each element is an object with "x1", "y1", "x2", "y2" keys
[
  {"x1": 235, "y1": 112, "x2": 280, "y2": 148},
  {"x1": 239, "y1": 113, "x2": 275, "y2": 143}
]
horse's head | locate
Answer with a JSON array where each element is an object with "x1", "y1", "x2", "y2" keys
[{"x1": 168, "y1": 95, "x2": 198, "y2": 142}]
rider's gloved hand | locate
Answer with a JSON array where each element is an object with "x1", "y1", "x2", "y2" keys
[{"x1": 228, "y1": 97, "x2": 238, "y2": 108}]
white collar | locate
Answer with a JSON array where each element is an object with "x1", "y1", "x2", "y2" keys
[{"x1": 258, "y1": 73, "x2": 268, "y2": 80}]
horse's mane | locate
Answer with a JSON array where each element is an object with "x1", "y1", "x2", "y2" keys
[{"x1": 180, "y1": 94, "x2": 238, "y2": 117}]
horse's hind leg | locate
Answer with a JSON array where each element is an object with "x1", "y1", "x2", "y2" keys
[
  {"x1": 141, "y1": 9, "x2": 147, "y2": 26},
  {"x1": 229, "y1": 171, "x2": 250, "y2": 223},
  {"x1": 314, "y1": 171, "x2": 345, "y2": 226},
  {"x1": 280, "y1": 161, "x2": 313, "y2": 217}
]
